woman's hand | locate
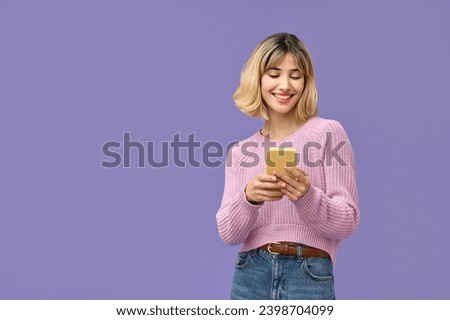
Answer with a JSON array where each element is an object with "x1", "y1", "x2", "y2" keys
[
  {"x1": 245, "y1": 174, "x2": 285, "y2": 205},
  {"x1": 273, "y1": 167, "x2": 311, "y2": 201}
]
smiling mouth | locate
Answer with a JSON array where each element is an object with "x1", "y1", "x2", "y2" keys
[{"x1": 273, "y1": 93, "x2": 294, "y2": 102}]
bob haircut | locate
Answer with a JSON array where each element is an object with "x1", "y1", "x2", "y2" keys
[{"x1": 233, "y1": 33, "x2": 318, "y2": 123}]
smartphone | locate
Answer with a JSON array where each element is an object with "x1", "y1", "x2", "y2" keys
[{"x1": 266, "y1": 147, "x2": 298, "y2": 175}]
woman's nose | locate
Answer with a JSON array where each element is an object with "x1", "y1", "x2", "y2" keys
[{"x1": 278, "y1": 76, "x2": 290, "y2": 90}]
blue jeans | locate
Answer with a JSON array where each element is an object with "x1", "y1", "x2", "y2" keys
[{"x1": 231, "y1": 248, "x2": 335, "y2": 300}]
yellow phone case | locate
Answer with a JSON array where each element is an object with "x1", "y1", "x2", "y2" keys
[{"x1": 266, "y1": 147, "x2": 298, "y2": 175}]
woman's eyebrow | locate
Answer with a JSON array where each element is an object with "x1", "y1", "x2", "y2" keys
[{"x1": 268, "y1": 67, "x2": 301, "y2": 72}]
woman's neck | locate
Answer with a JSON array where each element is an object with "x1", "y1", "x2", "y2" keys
[{"x1": 260, "y1": 118, "x2": 304, "y2": 141}]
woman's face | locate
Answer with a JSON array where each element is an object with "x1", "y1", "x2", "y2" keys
[{"x1": 261, "y1": 53, "x2": 305, "y2": 118}]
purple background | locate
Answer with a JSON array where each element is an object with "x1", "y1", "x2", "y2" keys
[{"x1": 1, "y1": 0, "x2": 449, "y2": 299}]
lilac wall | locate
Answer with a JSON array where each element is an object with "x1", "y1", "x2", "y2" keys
[{"x1": 1, "y1": 0, "x2": 449, "y2": 299}]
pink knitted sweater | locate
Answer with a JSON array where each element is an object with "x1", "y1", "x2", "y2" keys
[{"x1": 216, "y1": 117, "x2": 360, "y2": 264}]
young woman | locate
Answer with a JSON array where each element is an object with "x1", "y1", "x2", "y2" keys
[{"x1": 216, "y1": 33, "x2": 360, "y2": 300}]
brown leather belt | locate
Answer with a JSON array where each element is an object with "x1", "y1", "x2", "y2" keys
[{"x1": 259, "y1": 242, "x2": 329, "y2": 258}]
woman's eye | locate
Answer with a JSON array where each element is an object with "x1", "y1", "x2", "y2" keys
[{"x1": 266, "y1": 74, "x2": 302, "y2": 79}]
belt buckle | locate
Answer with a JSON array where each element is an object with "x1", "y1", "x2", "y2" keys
[{"x1": 267, "y1": 242, "x2": 281, "y2": 255}]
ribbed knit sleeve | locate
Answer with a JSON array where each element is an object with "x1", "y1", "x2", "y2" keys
[
  {"x1": 293, "y1": 120, "x2": 360, "y2": 240},
  {"x1": 216, "y1": 145, "x2": 262, "y2": 245}
]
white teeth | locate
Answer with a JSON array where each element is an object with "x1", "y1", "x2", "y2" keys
[{"x1": 274, "y1": 93, "x2": 292, "y2": 100}]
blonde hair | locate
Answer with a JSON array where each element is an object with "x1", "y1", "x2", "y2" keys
[{"x1": 233, "y1": 33, "x2": 318, "y2": 123}]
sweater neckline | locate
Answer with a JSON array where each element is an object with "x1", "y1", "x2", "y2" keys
[{"x1": 254, "y1": 116, "x2": 318, "y2": 143}]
